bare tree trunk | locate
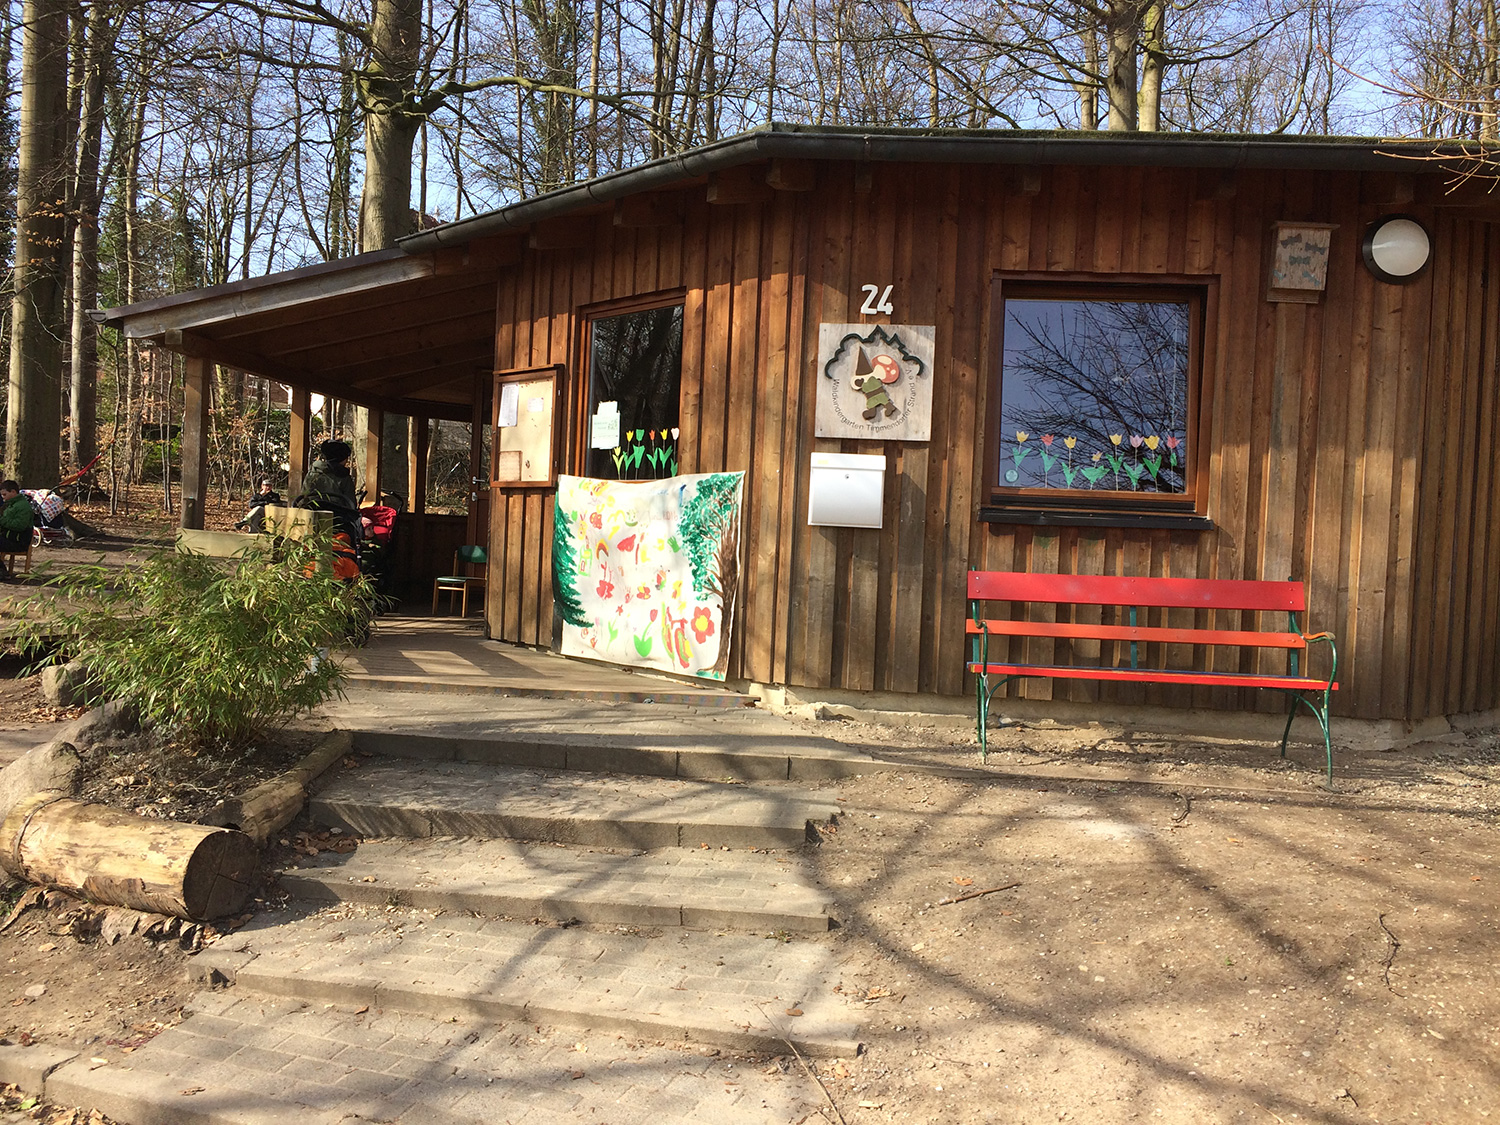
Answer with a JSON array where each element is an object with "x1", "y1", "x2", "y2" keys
[
  {"x1": 587, "y1": 0, "x2": 601, "y2": 176},
  {"x1": 8, "y1": 0, "x2": 70, "y2": 486},
  {"x1": 1137, "y1": 0, "x2": 1165, "y2": 131},
  {"x1": 69, "y1": 0, "x2": 112, "y2": 473},
  {"x1": 1484, "y1": 0, "x2": 1499, "y2": 141},
  {"x1": 121, "y1": 60, "x2": 145, "y2": 486},
  {"x1": 766, "y1": 0, "x2": 780, "y2": 119},
  {"x1": 358, "y1": 0, "x2": 423, "y2": 251},
  {"x1": 1103, "y1": 0, "x2": 1139, "y2": 130},
  {"x1": 893, "y1": 0, "x2": 940, "y2": 126},
  {"x1": 683, "y1": 0, "x2": 716, "y2": 142},
  {"x1": 1077, "y1": 18, "x2": 1100, "y2": 129}
]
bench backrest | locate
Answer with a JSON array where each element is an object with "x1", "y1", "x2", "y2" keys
[{"x1": 967, "y1": 571, "x2": 1305, "y2": 614}]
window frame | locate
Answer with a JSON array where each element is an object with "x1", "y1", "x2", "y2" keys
[
  {"x1": 981, "y1": 272, "x2": 1218, "y2": 529},
  {"x1": 572, "y1": 289, "x2": 689, "y2": 479}
]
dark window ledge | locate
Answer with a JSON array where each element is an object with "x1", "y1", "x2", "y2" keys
[{"x1": 980, "y1": 506, "x2": 1215, "y2": 530}]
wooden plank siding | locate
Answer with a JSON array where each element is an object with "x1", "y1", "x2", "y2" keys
[{"x1": 481, "y1": 162, "x2": 1500, "y2": 722}]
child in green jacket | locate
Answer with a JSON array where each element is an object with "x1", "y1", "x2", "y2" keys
[{"x1": 0, "y1": 480, "x2": 34, "y2": 579}]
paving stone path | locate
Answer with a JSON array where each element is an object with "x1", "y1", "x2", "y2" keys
[
  {"x1": 46, "y1": 990, "x2": 822, "y2": 1125},
  {"x1": 3, "y1": 724, "x2": 870, "y2": 1123},
  {"x1": 193, "y1": 907, "x2": 859, "y2": 1057}
]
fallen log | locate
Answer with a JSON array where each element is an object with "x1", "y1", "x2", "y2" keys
[
  {"x1": 0, "y1": 793, "x2": 257, "y2": 921},
  {"x1": 211, "y1": 730, "x2": 353, "y2": 846}
]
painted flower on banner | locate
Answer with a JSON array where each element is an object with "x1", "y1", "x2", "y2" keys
[
  {"x1": 691, "y1": 606, "x2": 716, "y2": 643},
  {"x1": 596, "y1": 579, "x2": 615, "y2": 599},
  {"x1": 589, "y1": 511, "x2": 603, "y2": 529}
]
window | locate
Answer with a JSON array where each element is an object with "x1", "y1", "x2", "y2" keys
[
  {"x1": 584, "y1": 301, "x2": 684, "y2": 481},
  {"x1": 985, "y1": 280, "x2": 1209, "y2": 527}
]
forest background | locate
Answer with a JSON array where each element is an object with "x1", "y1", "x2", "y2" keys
[{"x1": 0, "y1": 0, "x2": 1491, "y2": 518}]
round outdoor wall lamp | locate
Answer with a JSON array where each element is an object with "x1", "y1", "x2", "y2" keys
[{"x1": 1361, "y1": 215, "x2": 1431, "y2": 284}]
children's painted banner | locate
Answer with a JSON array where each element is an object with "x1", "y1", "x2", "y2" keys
[{"x1": 552, "y1": 472, "x2": 745, "y2": 679}]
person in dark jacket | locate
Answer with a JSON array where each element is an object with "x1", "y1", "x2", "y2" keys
[
  {"x1": 0, "y1": 480, "x2": 34, "y2": 579},
  {"x1": 295, "y1": 440, "x2": 361, "y2": 542},
  {"x1": 235, "y1": 478, "x2": 284, "y2": 531}
]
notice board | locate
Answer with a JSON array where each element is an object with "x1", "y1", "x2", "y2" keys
[{"x1": 492, "y1": 366, "x2": 561, "y2": 487}]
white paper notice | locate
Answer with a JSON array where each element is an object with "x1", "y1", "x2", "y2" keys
[
  {"x1": 527, "y1": 396, "x2": 547, "y2": 413},
  {"x1": 591, "y1": 401, "x2": 621, "y2": 449},
  {"x1": 497, "y1": 383, "x2": 520, "y2": 428}
]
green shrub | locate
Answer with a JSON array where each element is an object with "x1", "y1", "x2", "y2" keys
[{"x1": 18, "y1": 531, "x2": 372, "y2": 752}]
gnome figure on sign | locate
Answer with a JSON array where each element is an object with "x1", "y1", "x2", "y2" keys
[{"x1": 850, "y1": 347, "x2": 901, "y2": 420}]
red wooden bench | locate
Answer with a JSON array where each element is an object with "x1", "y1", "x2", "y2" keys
[{"x1": 966, "y1": 571, "x2": 1340, "y2": 785}]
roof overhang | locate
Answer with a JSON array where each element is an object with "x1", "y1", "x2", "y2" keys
[{"x1": 100, "y1": 246, "x2": 505, "y2": 422}]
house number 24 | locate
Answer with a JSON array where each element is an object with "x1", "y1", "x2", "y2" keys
[{"x1": 860, "y1": 284, "x2": 895, "y2": 316}]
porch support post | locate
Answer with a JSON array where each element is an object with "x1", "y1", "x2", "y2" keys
[
  {"x1": 408, "y1": 416, "x2": 430, "y2": 588},
  {"x1": 467, "y1": 370, "x2": 487, "y2": 546},
  {"x1": 179, "y1": 355, "x2": 211, "y2": 530},
  {"x1": 409, "y1": 415, "x2": 429, "y2": 515},
  {"x1": 288, "y1": 386, "x2": 311, "y2": 496},
  {"x1": 365, "y1": 408, "x2": 383, "y2": 502}
]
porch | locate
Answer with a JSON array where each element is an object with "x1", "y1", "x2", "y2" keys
[{"x1": 341, "y1": 614, "x2": 752, "y2": 707}]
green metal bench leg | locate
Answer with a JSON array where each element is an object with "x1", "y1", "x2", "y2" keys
[
  {"x1": 974, "y1": 672, "x2": 1020, "y2": 765},
  {"x1": 1279, "y1": 691, "x2": 1335, "y2": 789},
  {"x1": 976, "y1": 672, "x2": 989, "y2": 762}
]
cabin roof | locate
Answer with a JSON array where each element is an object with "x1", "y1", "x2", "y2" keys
[
  {"x1": 100, "y1": 124, "x2": 1483, "y2": 419},
  {"x1": 400, "y1": 124, "x2": 1477, "y2": 253}
]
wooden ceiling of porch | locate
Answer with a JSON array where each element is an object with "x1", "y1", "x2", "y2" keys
[{"x1": 101, "y1": 243, "x2": 519, "y2": 422}]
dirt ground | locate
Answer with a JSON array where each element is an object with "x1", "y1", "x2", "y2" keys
[
  {"x1": 0, "y1": 489, "x2": 1496, "y2": 1123},
  {"x1": 793, "y1": 721, "x2": 1499, "y2": 1125},
  {"x1": 0, "y1": 715, "x2": 1493, "y2": 1124}
]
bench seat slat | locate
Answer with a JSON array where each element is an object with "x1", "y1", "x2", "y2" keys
[
  {"x1": 966, "y1": 571, "x2": 1306, "y2": 612},
  {"x1": 968, "y1": 661, "x2": 1338, "y2": 692},
  {"x1": 966, "y1": 618, "x2": 1306, "y2": 649}
]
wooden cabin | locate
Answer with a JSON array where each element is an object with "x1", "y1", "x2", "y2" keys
[{"x1": 103, "y1": 125, "x2": 1500, "y2": 724}]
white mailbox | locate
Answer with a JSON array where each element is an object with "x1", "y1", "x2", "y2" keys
[{"x1": 807, "y1": 452, "x2": 887, "y2": 529}]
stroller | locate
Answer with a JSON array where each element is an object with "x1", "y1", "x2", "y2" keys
[
  {"x1": 23, "y1": 489, "x2": 96, "y2": 545},
  {"x1": 359, "y1": 501, "x2": 400, "y2": 611}
]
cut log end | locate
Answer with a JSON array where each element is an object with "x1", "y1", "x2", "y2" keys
[
  {"x1": 184, "y1": 828, "x2": 259, "y2": 920},
  {"x1": 4, "y1": 794, "x2": 259, "y2": 921}
]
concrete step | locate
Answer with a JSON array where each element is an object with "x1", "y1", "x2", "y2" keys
[
  {"x1": 309, "y1": 759, "x2": 840, "y2": 850},
  {"x1": 278, "y1": 837, "x2": 836, "y2": 933},
  {"x1": 40, "y1": 989, "x2": 823, "y2": 1125},
  {"x1": 194, "y1": 909, "x2": 862, "y2": 1059},
  {"x1": 348, "y1": 727, "x2": 907, "y2": 781}
]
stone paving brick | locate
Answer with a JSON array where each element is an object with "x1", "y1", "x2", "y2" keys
[
  {"x1": 156, "y1": 1030, "x2": 241, "y2": 1063},
  {"x1": 331, "y1": 1066, "x2": 411, "y2": 1098},
  {"x1": 330, "y1": 1042, "x2": 408, "y2": 1073},
  {"x1": 272, "y1": 1030, "x2": 345, "y2": 1062},
  {"x1": 222, "y1": 1043, "x2": 298, "y2": 1074}
]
